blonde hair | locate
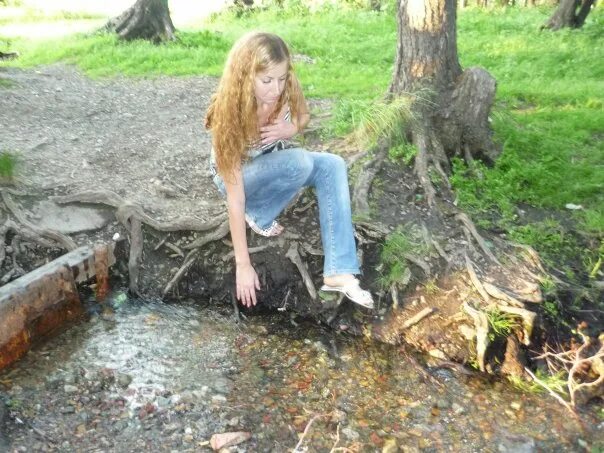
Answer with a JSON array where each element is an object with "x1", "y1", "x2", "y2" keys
[{"x1": 205, "y1": 32, "x2": 304, "y2": 179}]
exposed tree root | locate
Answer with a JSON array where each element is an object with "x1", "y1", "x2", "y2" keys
[
  {"x1": 126, "y1": 216, "x2": 143, "y2": 296},
  {"x1": 404, "y1": 252, "x2": 431, "y2": 276},
  {"x1": 420, "y1": 222, "x2": 451, "y2": 263},
  {"x1": 53, "y1": 190, "x2": 227, "y2": 232},
  {"x1": 354, "y1": 220, "x2": 389, "y2": 240},
  {"x1": 286, "y1": 242, "x2": 317, "y2": 300},
  {"x1": 462, "y1": 300, "x2": 490, "y2": 373},
  {"x1": 464, "y1": 254, "x2": 489, "y2": 302},
  {"x1": 482, "y1": 282, "x2": 525, "y2": 308},
  {"x1": 413, "y1": 130, "x2": 437, "y2": 207},
  {"x1": 182, "y1": 220, "x2": 230, "y2": 250},
  {"x1": 1, "y1": 191, "x2": 76, "y2": 251},
  {"x1": 457, "y1": 212, "x2": 501, "y2": 265},
  {"x1": 2, "y1": 219, "x2": 56, "y2": 249},
  {"x1": 352, "y1": 150, "x2": 385, "y2": 219},
  {"x1": 495, "y1": 304, "x2": 536, "y2": 347},
  {"x1": 223, "y1": 245, "x2": 269, "y2": 262}
]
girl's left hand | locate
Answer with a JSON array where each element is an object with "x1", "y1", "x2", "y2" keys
[{"x1": 260, "y1": 119, "x2": 297, "y2": 144}]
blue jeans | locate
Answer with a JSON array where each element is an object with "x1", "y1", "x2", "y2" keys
[{"x1": 213, "y1": 148, "x2": 360, "y2": 277}]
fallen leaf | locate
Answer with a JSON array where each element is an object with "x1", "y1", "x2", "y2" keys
[
  {"x1": 370, "y1": 432, "x2": 384, "y2": 447},
  {"x1": 210, "y1": 432, "x2": 251, "y2": 450}
]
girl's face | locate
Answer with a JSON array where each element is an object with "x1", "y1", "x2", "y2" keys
[{"x1": 254, "y1": 61, "x2": 288, "y2": 106}]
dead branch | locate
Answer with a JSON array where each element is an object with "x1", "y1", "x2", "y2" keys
[
  {"x1": 401, "y1": 307, "x2": 435, "y2": 329},
  {"x1": 1, "y1": 191, "x2": 77, "y2": 251},
  {"x1": 524, "y1": 367, "x2": 577, "y2": 417},
  {"x1": 293, "y1": 413, "x2": 329, "y2": 453},
  {"x1": 534, "y1": 333, "x2": 604, "y2": 408},
  {"x1": 163, "y1": 249, "x2": 200, "y2": 297},
  {"x1": 286, "y1": 242, "x2": 317, "y2": 300}
]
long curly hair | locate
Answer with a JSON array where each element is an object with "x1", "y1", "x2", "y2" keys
[{"x1": 205, "y1": 32, "x2": 304, "y2": 180}]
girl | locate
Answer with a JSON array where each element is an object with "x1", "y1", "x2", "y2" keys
[{"x1": 205, "y1": 32, "x2": 373, "y2": 310}]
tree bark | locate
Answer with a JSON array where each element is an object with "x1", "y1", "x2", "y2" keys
[
  {"x1": 542, "y1": 0, "x2": 596, "y2": 30},
  {"x1": 389, "y1": 0, "x2": 499, "y2": 204},
  {"x1": 105, "y1": 0, "x2": 176, "y2": 43}
]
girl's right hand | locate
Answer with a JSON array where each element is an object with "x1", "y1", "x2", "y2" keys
[{"x1": 236, "y1": 262, "x2": 261, "y2": 307}]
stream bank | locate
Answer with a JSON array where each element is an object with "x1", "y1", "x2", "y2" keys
[{"x1": 1, "y1": 293, "x2": 602, "y2": 452}]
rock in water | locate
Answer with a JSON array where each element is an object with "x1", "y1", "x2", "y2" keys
[{"x1": 210, "y1": 431, "x2": 251, "y2": 450}]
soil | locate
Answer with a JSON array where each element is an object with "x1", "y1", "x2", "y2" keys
[{"x1": 1, "y1": 64, "x2": 221, "y2": 223}]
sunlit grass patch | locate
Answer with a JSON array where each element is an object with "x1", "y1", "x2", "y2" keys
[
  {"x1": 0, "y1": 150, "x2": 18, "y2": 181},
  {"x1": 3, "y1": 30, "x2": 232, "y2": 77}
]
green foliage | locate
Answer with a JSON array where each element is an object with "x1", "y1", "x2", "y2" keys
[
  {"x1": 378, "y1": 230, "x2": 413, "y2": 289},
  {"x1": 378, "y1": 229, "x2": 428, "y2": 289},
  {"x1": 388, "y1": 143, "x2": 417, "y2": 166},
  {"x1": 0, "y1": 0, "x2": 23, "y2": 6},
  {"x1": 0, "y1": 76, "x2": 13, "y2": 88},
  {"x1": 509, "y1": 220, "x2": 579, "y2": 269},
  {"x1": 508, "y1": 370, "x2": 567, "y2": 396},
  {"x1": 485, "y1": 308, "x2": 519, "y2": 341},
  {"x1": 585, "y1": 239, "x2": 603, "y2": 279},
  {"x1": 539, "y1": 275, "x2": 556, "y2": 296},
  {"x1": 0, "y1": 150, "x2": 17, "y2": 180},
  {"x1": 352, "y1": 96, "x2": 414, "y2": 148}
]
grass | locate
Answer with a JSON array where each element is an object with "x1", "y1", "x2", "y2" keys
[
  {"x1": 1, "y1": 4, "x2": 602, "y2": 273},
  {"x1": 485, "y1": 308, "x2": 519, "y2": 341},
  {"x1": 0, "y1": 150, "x2": 17, "y2": 180},
  {"x1": 378, "y1": 229, "x2": 428, "y2": 289}
]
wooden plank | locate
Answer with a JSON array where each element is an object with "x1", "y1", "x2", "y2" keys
[{"x1": 0, "y1": 243, "x2": 116, "y2": 370}]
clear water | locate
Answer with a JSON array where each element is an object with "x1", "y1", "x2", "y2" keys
[{"x1": 1, "y1": 293, "x2": 602, "y2": 452}]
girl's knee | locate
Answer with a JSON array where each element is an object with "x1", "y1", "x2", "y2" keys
[
  {"x1": 287, "y1": 149, "x2": 313, "y2": 181},
  {"x1": 321, "y1": 153, "x2": 347, "y2": 174}
]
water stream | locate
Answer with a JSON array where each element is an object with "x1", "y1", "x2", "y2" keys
[{"x1": 1, "y1": 293, "x2": 601, "y2": 452}]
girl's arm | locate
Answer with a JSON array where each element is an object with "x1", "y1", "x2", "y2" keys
[{"x1": 224, "y1": 166, "x2": 260, "y2": 307}]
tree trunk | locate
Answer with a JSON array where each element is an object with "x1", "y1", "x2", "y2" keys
[
  {"x1": 542, "y1": 0, "x2": 596, "y2": 30},
  {"x1": 389, "y1": 0, "x2": 499, "y2": 205},
  {"x1": 105, "y1": 0, "x2": 176, "y2": 43}
]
